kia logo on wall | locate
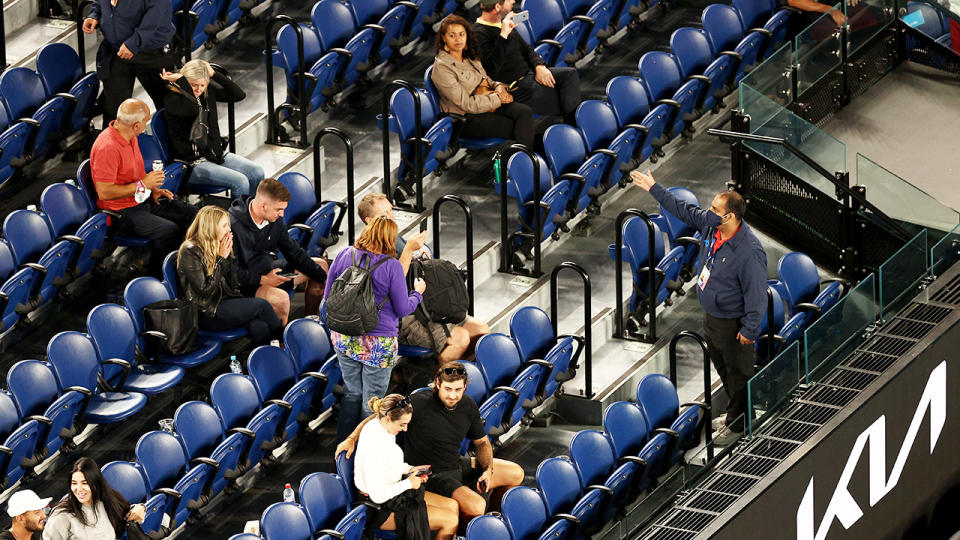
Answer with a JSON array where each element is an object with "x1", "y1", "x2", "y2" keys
[{"x1": 796, "y1": 361, "x2": 946, "y2": 540}]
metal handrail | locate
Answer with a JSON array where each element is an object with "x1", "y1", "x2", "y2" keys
[
  {"x1": 74, "y1": 0, "x2": 95, "y2": 69},
  {"x1": 264, "y1": 16, "x2": 307, "y2": 147},
  {"x1": 381, "y1": 81, "x2": 424, "y2": 212},
  {"x1": 668, "y1": 330, "x2": 713, "y2": 460},
  {"x1": 496, "y1": 144, "x2": 544, "y2": 277},
  {"x1": 209, "y1": 63, "x2": 236, "y2": 154},
  {"x1": 613, "y1": 209, "x2": 658, "y2": 343},
  {"x1": 432, "y1": 195, "x2": 474, "y2": 315},
  {"x1": 550, "y1": 262, "x2": 592, "y2": 398},
  {"x1": 314, "y1": 127, "x2": 356, "y2": 245}
]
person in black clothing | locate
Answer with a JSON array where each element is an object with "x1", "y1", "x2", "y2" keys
[
  {"x1": 473, "y1": 0, "x2": 582, "y2": 124},
  {"x1": 337, "y1": 362, "x2": 525, "y2": 525},
  {"x1": 228, "y1": 178, "x2": 327, "y2": 324},
  {"x1": 178, "y1": 206, "x2": 282, "y2": 345},
  {"x1": 160, "y1": 59, "x2": 264, "y2": 197},
  {"x1": 1, "y1": 490, "x2": 49, "y2": 540},
  {"x1": 81, "y1": 0, "x2": 175, "y2": 127}
]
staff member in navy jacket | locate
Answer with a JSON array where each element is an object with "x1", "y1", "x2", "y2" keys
[
  {"x1": 82, "y1": 0, "x2": 175, "y2": 127},
  {"x1": 632, "y1": 170, "x2": 767, "y2": 444}
]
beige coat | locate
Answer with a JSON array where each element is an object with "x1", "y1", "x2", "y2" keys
[{"x1": 430, "y1": 50, "x2": 502, "y2": 116}]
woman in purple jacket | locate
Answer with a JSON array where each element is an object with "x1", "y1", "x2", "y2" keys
[{"x1": 325, "y1": 216, "x2": 427, "y2": 442}]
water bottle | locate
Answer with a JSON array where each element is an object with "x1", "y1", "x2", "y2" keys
[
  {"x1": 282, "y1": 484, "x2": 295, "y2": 503},
  {"x1": 229, "y1": 355, "x2": 242, "y2": 374}
]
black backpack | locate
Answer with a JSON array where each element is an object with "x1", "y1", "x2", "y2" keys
[
  {"x1": 409, "y1": 258, "x2": 469, "y2": 326},
  {"x1": 326, "y1": 249, "x2": 390, "y2": 336}
]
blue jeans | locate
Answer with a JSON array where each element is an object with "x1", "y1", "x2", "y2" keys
[
  {"x1": 189, "y1": 152, "x2": 264, "y2": 196},
  {"x1": 335, "y1": 354, "x2": 392, "y2": 442}
]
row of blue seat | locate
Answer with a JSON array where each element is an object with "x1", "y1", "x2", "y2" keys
[
  {"x1": 0, "y1": 43, "x2": 98, "y2": 187},
  {"x1": 904, "y1": 1, "x2": 954, "y2": 47},
  {"x1": 172, "y1": 0, "x2": 262, "y2": 52}
]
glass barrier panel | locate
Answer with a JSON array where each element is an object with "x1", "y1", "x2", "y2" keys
[
  {"x1": 856, "y1": 153, "x2": 960, "y2": 235},
  {"x1": 740, "y1": 42, "x2": 796, "y2": 127},
  {"x1": 796, "y1": 6, "x2": 844, "y2": 95},
  {"x1": 879, "y1": 230, "x2": 929, "y2": 318},
  {"x1": 931, "y1": 224, "x2": 960, "y2": 277},
  {"x1": 848, "y1": 0, "x2": 896, "y2": 54},
  {"x1": 748, "y1": 341, "x2": 801, "y2": 436},
  {"x1": 804, "y1": 273, "x2": 877, "y2": 383}
]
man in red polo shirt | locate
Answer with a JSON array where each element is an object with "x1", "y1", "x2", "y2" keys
[{"x1": 90, "y1": 99, "x2": 198, "y2": 276}]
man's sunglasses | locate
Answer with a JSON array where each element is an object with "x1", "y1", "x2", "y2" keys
[
  {"x1": 440, "y1": 367, "x2": 466, "y2": 377},
  {"x1": 386, "y1": 397, "x2": 410, "y2": 413}
]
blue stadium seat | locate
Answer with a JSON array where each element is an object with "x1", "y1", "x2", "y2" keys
[
  {"x1": 657, "y1": 186, "x2": 704, "y2": 281},
  {"x1": 0, "y1": 103, "x2": 34, "y2": 187},
  {"x1": 124, "y1": 276, "x2": 223, "y2": 367},
  {"x1": 75, "y1": 160, "x2": 152, "y2": 248},
  {"x1": 86, "y1": 303, "x2": 186, "y2": 395},
  {"x1": 638, "y1": 51, "x2": 705, "y2": 138},
  {"x1": 466, "y1": 513, "x2": 511, "y2": 540},
  {"x1": 614, "y1": 0, "x2": 650, "y2": 29},
  {"x1": 574, "y1": 99, "x2": 645, "y2": 184},
  {"x1": 701, "y1": 4, "x2": 765, "y2": 85},
  {"x1": 274, "y1": 22, "x2": 346, "y2": 114},
  {"x1": 670, "y1": 27, "x2": 736, "y2": 114},
  {"x1": 609, "y1": 217, "x2": 682, "y2": 324},
  {"x1": 40, "y1": 182, "x2": 110, "y2": 277},
  {"x1": 0, "y1": 264, "x2": 41, "y2": 333},
  {"x1": 568, "y1": 429, "x2": 638, "y2": 519},
  {"x1": 284, "y1": 318, "x2": 342, "y2": 413},
  {"x1": 101, "y1": 461, "x2": 171, "y2": 538},
  {"x1": 311, "y1": 1, "x2": 382, "y2": 89},
  {"x1": 0, "y1": 391, "x2": 41, "y2": 489},
  {"x1": 47, "y1": 331, "x2": 147, "y2": 424},
  {"x1": 605, "y1": 76, "x2": 672, "y2": 164},
  {"x1": 135, "y1": 430, "x2": 214, "y2": 527},
  {"x1": 536, "y1": 456, "x2": 609, "y2": 535},
  {"x1": 775, "y1": 252, "x2": 848, "y2": 320},
  {"x1": 509, "y1": 306, "x2": 582, "y2": 397},
  {"x1": 732, "y1": 0, "x2": 790, "y2": 59},
  {"x1": 276, "y1": 172, "x2": 346, "y2": 257},
  {"x1": 501, "y1": 485, "x2": 551, "y2": 540},
  {"x1": 0, "y1": 67, "x2": 72, "y2": 157},
  {"x1": 475, "y1": 333, "x2": 552, "y2": 399},
  {"x1": 174, "y1": 400, "x2": 247, "y2": 497},
  {"x1": 299, "y1": 472, "x2": 351, "y2": 535},
  {"x1": 478, "y1": 388, "x2": 517, "y2": 439},
  {"x1": 247, "y1": 345, "x2": 326, "y2": 439},
  {"x1": 211, "y1": 373, "x2": 285, "y2": 467},
  {"x1": 635, "y1": 374, "x2": 707, "y2": 469},
  {"x1": 563, "y1": 0, "x2": 616, "y2": 51},
  {"x1": 522, "y1": 0, "x2": 594, "y2": 67},
  {"x1": 3, "y1": 209, "x2": 73, "y2": 308},
  {"x1": 317, "y1": 504, "x2": 366, "y2": 540},
  {"x1": 756, "y1": 285, "x2": 787, "y2": 360},
  {"x1": 261, "y1": 502, "x2": 313, "y2": 540},
  {"x1": 542, "y1": 122, "x2": 617, "y2": 214},
  {"x1": 405, "y1": 0, "x2": 442, "y2": 41},
  {"x1": 603, "y1": 400, "x2": 649, "y2": 459},
  {"x1": 6, "y1": 359, "x2": 86, "y2": 456},
  {"x1": 503, "y1": 152, "x2": 573, "y2": 249},
  {"x1": 137, "y1": 133, "x2": 189, "y2": 195},
  {"x1": 35, "y1": 43, "x2": 98, "y2": 135},
  {"x1": 383, "y1": 87, "x2": 455, "y2": 189},
  {"x1": 462, "y1": 361, "x2": 488, "y2": 404}
]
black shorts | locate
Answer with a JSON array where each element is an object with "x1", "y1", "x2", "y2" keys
[{"x1": 425, "y1": 456, "x2": 484, "y2": 498}]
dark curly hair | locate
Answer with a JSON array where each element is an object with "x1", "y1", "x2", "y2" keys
[{"x1": 435, "y1": 14, "x2": 480, "y2": 60}]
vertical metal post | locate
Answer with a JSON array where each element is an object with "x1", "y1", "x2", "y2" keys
[
  {"x1": 496, "y1": 144, "x2": 542, "y2": 277},
  {"x1": 765, "y1": 288, "x2": 776, "y2": 362},
  {"x1": 550, "y1": 262, "x2": 592, "y2": 398},
  {"x1": 669, "y1": 331, "x2": 713, "y2": 460},
  {"x1": 264, "y1": 16, "x2": 304, "y2": 147},
  {"x1": 210, "y1": 63, "x2": 236, "y2": 154},
  {"x1": 613, "y1": 209, "x2": 658, "y2": 342},
  {"x1": 314, "y1": 127, "x2": 356, "y2": 245},
  {"x1": 381, "y1": 81, "x2": 424, "y2": 212},
  {"x1": 432, "y1": 195, "x2": 474, "y2": 315}
]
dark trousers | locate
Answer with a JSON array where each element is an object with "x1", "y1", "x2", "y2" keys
[
  {"x1": 101, "y1": 50, "x2": 174, "y2": 127},
  {"x1": 460, "y1": 102, "x2": 534, "y2": 148},
  {"x1": 201, "y1": 297, "x2": 282, "y2": 345},
  {"x1": 117, "y1": 198, "x2": 198, "y2": 276},
  {"x1": 518, "y1": 67, "x2": 582, "y2": 122},
  {"x1": 702, "y1": 313, "x2": 755, "y2": 432}
]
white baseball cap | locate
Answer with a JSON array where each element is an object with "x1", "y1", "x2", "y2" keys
[{"x1": 6, "y1": 490, "x2": 52, "y2": 517}]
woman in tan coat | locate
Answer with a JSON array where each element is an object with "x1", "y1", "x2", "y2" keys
[{"x1": 430, "y1": 15, "x2": 534, "y2": 149}]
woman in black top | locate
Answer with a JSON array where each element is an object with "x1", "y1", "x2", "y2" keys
[
  {"x1": 177, "y1": 205, "x2": 282, "y2": 345},
  {"x1": 160, "y1": 59, "x2": 264, "y2": 197}
]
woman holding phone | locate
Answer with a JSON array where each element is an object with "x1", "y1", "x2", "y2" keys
[{"x1": 177, "y1": 206, "x2": 282, "y2": 345}]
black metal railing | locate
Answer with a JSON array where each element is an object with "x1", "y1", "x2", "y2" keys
[
  {"x1": 314, "y1": 127, "x2": 356, "y2": 245},
  {"x1": 264, "y1": 15, "x2": 307, "y2": 148},
  {"x1": 174, "y1": 6, "x2": 198, "y2": 63},
  {"x1": 1, "y1": 7, "x2": 6, "y2": 71},
  {"x1": 497, "y1": 144, "x2": 544, "y2": 277},
  {"x1": 432, "y1": 195, "x2": 475, "y2": 314},
  {"x1": 550, "y1": 262, "x2": 592, "y2": 398},
  {"x1": 209, "y1": 63, "x2": 236, "y2": 153},
  {"x1": 381, "y1": 80, "x2": 425, "y2": 212},
  {"x1": 669, "y1": 330, "x2": 713, "y2": 460},
  {"x1": 74, "y1": 0, "x2": 94, "y2": 69},
  {"x1": 613, "y1": 208, "x2": 658, "y2": 343}
]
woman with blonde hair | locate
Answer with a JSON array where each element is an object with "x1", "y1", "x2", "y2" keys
[
  {"x1": 160, "y1": 59, "x2": 264, "y2": 197},
  {"x1": 352, "y1": 394, "x2": 458, "y2": 540},
  {"x1": 324, "y1": 216, "x2": 427, "y2": 442},
  {"x1": 177, "y1": 205, "x2": 281, "y2": 345}
]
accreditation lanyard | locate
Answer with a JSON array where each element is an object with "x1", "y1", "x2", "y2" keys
[{"x1": 697, "y1": 232, "x2": 720, "y2": 291}]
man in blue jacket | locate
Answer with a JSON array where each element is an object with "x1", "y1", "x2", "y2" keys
[
  {"x1": 632, "y1": 170, "x2": 767, "y2": 444},
  {"x1": 82, "y1": 0, "x2": 175, "y2": 127}
]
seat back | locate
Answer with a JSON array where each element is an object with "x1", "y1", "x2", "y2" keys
[
  {"x1": 465, "y1": 513, "x2": 511, "y2": 539},
  {"x1": 478, "y1": 389, "x2": 512, "y2": 438},
  {"x1": 702, "y1": 3, "x2": 746, "y2": 52},
  {"x1": 509, "y1": 306, "x2": 556, "y2": 362},
  {"x1": 76, "y1": 160, "x2": 98, "y2": 212},
  {"x1": 390, "y1": 87, "x2": 438, "y2": 141},
  {"x1": 635, "y1": 374, "x2": 680, "y2": 429},
  {"x1": 36, "y1": 43, "x2": 83, "y2": 95},
  {"x1": 88, "y1": 304, "x2": 140, "y2": 386},
  {"x1": 569, "y1": 429, "x2": 616, "y2": 486},
  {"x1": 605, "y1": 75, "x2": 651, "y2": 127},
  {"x1": 210, "y1": 373, "x2": 263, "y2": 428},
  {"x1": 124, "y1": 277, "x2": 174, "y2": 336},
  {"x1": 312, "y1": 1, "x2": 358, "y2": 50},
  {"x1": 575, "y1": 100, "x2": 621, "y2": 152},
  {"x1": 324, "y1": 504, "x2": 366, "y2": 540},
  {"x1": 135, "y1": 430, "x2": 189, "y2": 490},
  {"x1": 149, "y1": 110, "x2": 173, "y2": 160},
  {"x1": 778, "y1": 252, "x2": 820, "y2": 306},
  {"x1": 47, "y1": 331, "x2": 100, "y2": 393},
  {"x1": 0, "y1": 68, "x2": 45, "y2": 117},
  {"x1": 501, "y1": 486, "x2": 548, "y2": 540},
  {"x1": 0, "y1": 240, "x2": 14, "y2": 281},
  {"x1": 284, "y1": 318, "x2": 334, "y2": 373},
  {"x1": 0, "y1": 391, "x2": 21, "y2": 439},
  {"x1": 102, "y1": 461, "x2": 151, "y2": 504},
  {"x1": 638, "y1": 51, "x2": 684, "y2": 101},
  {"x1": 174, "y1": 400, "x2": 225, "y2": 459},
  {"x1": 40, "y1": 182, "x2": 91, "y2": 237},
  {"x1": 277, "y1": 172, "x2": 318, "y2": 225},
  {"x1": 7, "y1": 360, "x2": 60, "y2": 418},
  {"x1": 536, "y1": 456, "x2": 583, "y2": 515},
  {"x1": 4, "y1": 209, "x2": 54, "y2": 265},
  {"x1": 732, "y1": 0, "x2": 771, "y2": 29},
  {"x1": 247, "y1": 345, "x2": 298, "y2": 401},
  {"x1": 261, "y1": 502, "x2": 313, "y2": 540},
  {"x1": 758, "y1": 285, "x2": 786, "y2": 342},
  {"x1": 335, "y1": 449, "x2": 355, "y2": 499},
  {"x1": 461, "y1": 361, "x2": 488, "y2": 403},
  {"x1": 162, "y1": 251, "x2": 179, "y2": 296},
  {"x1": 474, "y1": 333, "x2": 523, "y2": 388},
  {"x1": 523, "y1": 0, "x2": 566, "y2": 40},
  {"x1": 661, "y1": 186, "x2": 701, "y2": 239},
  {"x1": 299, "y1": 472, "x2": 351, "y2": 534},
  {"x1": 505, "y1": 152, "x2": 552, "y2": 204},
  {"x1": 277, "y1": 23, "x2": 326, "y2": 72},
  {"x1": 542, "y1": 123, "x2": 587, "y2": 177},
  {"x1": 622, "y1": 216, "x2": 665, "y2": 271},
  {"x1": 603, "y1": 400, "x2": 650, "y2": 458},
  {"x1": 670, "y1": 27, "x2": 716, "y2": 77}
]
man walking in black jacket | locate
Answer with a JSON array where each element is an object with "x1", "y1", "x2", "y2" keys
[
  {"x1": 229, "y1": 178, "x2": 327, "y2": 323},
  {"x1": 473, "y1": 0, "x2": 581, "y2": 123}
]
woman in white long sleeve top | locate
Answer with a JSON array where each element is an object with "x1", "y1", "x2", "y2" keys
[{"x1": 354, "y1": 394, "x2": 459, "y2": 539}]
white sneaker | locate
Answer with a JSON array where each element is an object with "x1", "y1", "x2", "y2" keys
[
  {"x1": 711, "y1": 428, "x2": 743, "y2": 447},
  {"x1": 711, "y1": 414, "x2": 727, "y2": 431}
]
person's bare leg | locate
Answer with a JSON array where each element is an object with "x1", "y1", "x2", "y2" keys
[
  {"x1": 371, "y1": 498, "x2": 457, "y2": 539},
  {"x1": 294, "y1": 257, "x2": 328, "y2": 316},
  {"x1": 256, "y1": 285, "x2": 290, "y2": 325},
  {"x1": 461, "y1": 316, "x2": 490, "y2": 358},
  {"x1": 450, "y1": 485, "x2": 487, "y2": 523},
  {"x1": 473, "y1": 457, "x2": 524, "y2": 513},
  {"x1": 438, "y1": 326, "x2": 470, "y2": 365}
]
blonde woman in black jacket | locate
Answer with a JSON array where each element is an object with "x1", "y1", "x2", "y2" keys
[{"x1": 177, "y1": 205, "x2": 281, "y2": 344}]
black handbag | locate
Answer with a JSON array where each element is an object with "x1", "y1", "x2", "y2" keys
[{"x1": 143, "y1": 299, "x2": 198, "y2": 356}]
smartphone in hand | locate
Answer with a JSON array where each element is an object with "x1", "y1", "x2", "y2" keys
[{"x1": 512, "y1": 10, "x2": 530, "y2": 23}]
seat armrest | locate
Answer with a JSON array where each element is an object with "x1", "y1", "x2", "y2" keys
[
  {"x1": 523, "y1": 359, "x2": 553, "y2": 370},
  {"x1": 558, "y1": 172, "x2": 586, "y2": 187},
  {"x1": 686, "y1": 74, "x2": 712, "y2": 84},
  {"x1": 674, "y1": 236, "x2": 701, "y2": 246},
  {"x1": 554, "y1": 513, "x2": 580, "y2": 524},
  {"x1": 793, "y1": 302, "x2": 821, "y2": 314},
  {"x1": 16, "y1": 118, "x2": 41, "y2": 127},
  {"x1": 190, "y1": 457, "x2": 219, "y2": 470},
  {"x1": 152, "y1": 487, "x2": 181, "y2": 502},
  {"x1": 56, "y1": 234, "x2": 84, "y2": 246},
  {"x1": 361, "y1": 23, "x2": 386, "y2": 36},
  {"x1": 681, "y1": 401, "x2": 709, "y2": 411},
  {"x1": 623, "y1": 123, "x2": 649, "y2": 134},
  {"x1": 25, "y1": 415, "x2": 53, "y2": 426},
  {"x1": 303, "y1": 371, "x2": 328, "y2": 383},
  {"x1": 266, "y1": 399, "x2": 292, "y2": 411},
  {"x1": 586, "y1": 484, "x2": 614, "y2": 495},
  {"x1": 361, "y1": 500, "x2": 383, "y2": 510},
  {"x1": 618, "y1": 455, "x2": 647, "y2": 466},
  {"x1": 718, "y1": 50, "x2": 743, "y2": 62},
  {"x1": 591, "y1": 148, "x2": 619, "y2": 160},
  {"x1": 64, "y1": 385, "x2": 93, "y2": 397},
  {"x1": 394, "y1": 0, "x2": 418, "y2": 9},
  {"x1": 289, "y1": 223, "x2": 314, "y2": 234},
  {"x1": 104, "y1": 358, "x2": 132, "y2": 369},
  {"x1": 536, "y1": 38, "x2": 562, "y2": 49},
  {"x1": 318, "y1": 530, "x2": 345, "y2": 540},
  {"x1": 637, "y1": 265, "x2": 667, "y2": 278},
  {"x1": 140, "y1": 330, "x2": 168, "y2": 342},
  {"x1": 20, "y1": 262, "x2": 46, "y2": 275},
  {"x1": 328, "y1": 47, "x2": 354, "y2": 61},
  {"x1": 100, "y1": 209, "x2": 123, "y2": 220},
  {"x1": 821, "y1": 277, "x2": 850, "y2": 287},
  {"x1": 654, "y1": 98, "x2": 681, "y2": 109},
  {"x1": 492, "y1": 385, "x2": 520, "y2": 397},
  {"x1": 570, "y1": 15, "x2": 595, "y2": 26},
  {"x1": 747, "y1": 27, "x2": 773, "y2": 37},
  {"x1": 228, "y1": 427, "x2": 256, "y2": 439},
  {"x1": 53, "y1": 92, "x2": 79, "y2": 103},
  {"x1": 0, "y1": 445, "x2": 12, "y2": 456},
  {"x1": 653, "y1": 427, "x2": 679, "y2": 439}
]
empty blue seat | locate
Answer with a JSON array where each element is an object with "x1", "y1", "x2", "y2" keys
[
  {"x1": 247, "y1": 345, "x2": 326, "y2": 439},
  {"x1": 7, "y1": 359, "x2": 87, "y2": 457},
  {"x1": 638, "y1": 51, "x2": 705, "y2": 138},
  {"x1": 614, "y1": 0, "x2": 650, "y2": 29},
  {"x1": 284, "y1": 318, "x2": 342, "y2": 412},
  {"x1": 384, "y1": 87, "x2": 455, "y2": 189},
  {"x1": 732, "y1": 0, "x2": 790, "y2": 59},
  {"x1": 36, "y1": 43, "x2": 99, "y2": 134},
  {"x1": 4, "y1": 209, "x2": 77, "y2": 307},
  {"x1": 101, "y1": 461, "x2": 171, "y2": 538},
  {"x1": 40, "y1": 182, "x2": 110, "y2": 277},
  {"x1": 509, "y1": 306, "x2": 583, "y2": 398},
  {"x1": 635, "y1": 374, "x2": 708, "y2": 470},
  {"x1": 562, "y1": 0, "x2": 616, "y2": 51},
  {"x1": 657, "y1": 186, "x2": 704, "y2": 281},
  {"x1": 522, "y1": 0, "x2": 594, "y2": 67},
  {"x1": 0, "y1": 103, "x2": 34, "y2": 186},
  {"x1": 261, "y1": 502, "x2": 313, "y2": 540},
  {"x1": 136, "y1": 430, "x2": 214, "y2": 527},
  {"x1": 276, "y1": 172, "x2": 346, "y2": 258},
  {"x1": 211, "y1": 373, "x2": 285, "y2": 467},
  {"x1": 475, "y1": 333, "x2": 552, "y2": 428},
  {"x1": 174, "y1": 400, "x2": 247, "y2": 496},
  {"x1": 503, "y1": 153, "x2": 573, "y2": 258},
  {"x1": 609, "y1": 217, "x2": 683, "y2": 327},
  {"x1": 0, "y1": 391, "x2": 41, "y2": 489},
  {"x1": 702, "y1": 4, "x2": 765, "y2": 85},
  {"x1": 316, "y1": 504, "x2": 366, "y2": 540},
  {"x1": 568, "y1": 429, "x2": 639, "y2": 519},
  {"x1": 274, "y1": 22, "x2": 346, "y2": 114},
  {"x1": 299, "y1": 472, "x2": 351, "y2": 535},
  {"x1": 574, "y1": 99, "x2": 644, "y2": 185},
  {"x1": 0, "y1": 67, "x2": 72, "y2": 157},
  {"x1": 312, "y1": 1, "x2": 382, "y2": 89},
  {"x1": 461, "y1": 361, "x2": 488, "y2": 404},
  {"x1": 542, "y1": 122, "x2": 617, "y2": 214},
  {"x1": 536, "y1": 456, "x2": 608, "y2": 535},
  {"x1": 776, "y1": 252, "x2": 848, "y2": 320},
  {"x1": 501, "y1": 486, "x2": 551, "y2": 540},
  {"x1": 605, "y1": 76, "x2": 672, "y2": 164},
  {"x1": 466, "y1": 513, "x2": 511, "y2": 540},
  {"x1": 478, "y1": 388, "x2": 517, "y2": 439},
  {"x1": 670, "y1": 27, "x2": 736, "y2": 114}
]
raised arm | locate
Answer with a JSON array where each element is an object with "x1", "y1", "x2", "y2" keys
[{"x1": 631, "y1": 170, "x2": 721, "y2": 234}]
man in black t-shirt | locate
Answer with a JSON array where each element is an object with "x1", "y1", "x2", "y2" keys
[
  {"x1": 1, "y1": 490, "x2": 49, "y2": 540},
  {"x1": 337, "y1": 362, "x2": 525, "y2": 522},
  {"x1": 473, "y1": 0, "x2": 582, "y2": 124}
]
